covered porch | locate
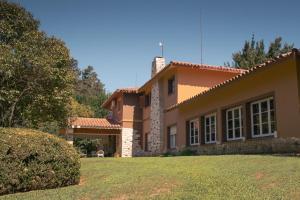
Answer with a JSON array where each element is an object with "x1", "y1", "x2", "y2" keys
[{"x1": 60, "y1": 117, "x2": 122, "y2": 157}]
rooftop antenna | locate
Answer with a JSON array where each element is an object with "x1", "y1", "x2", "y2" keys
[
  {"x1": 159, "y1": 41, "x2": 164, "y2": 57},
  {"x1": 200, "y1": 9, "x2": 203, "y2": 64}
]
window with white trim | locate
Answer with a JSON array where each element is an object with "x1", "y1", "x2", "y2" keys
[
  {"x1": 226, "y1": 106, "x2": 243, "y2": 140},
  {"x1": 251, "y1": 97, "x2": 276, "y2": 137},
  {"x1": 189, "y1": 119, "x2": 199, "y2": 145},
  {"x1": 205, "y1": 113, "x2": 216, "y2": 144},
  {"x1": 169, "y1": 125, "x2": 176, "y2": 149}
]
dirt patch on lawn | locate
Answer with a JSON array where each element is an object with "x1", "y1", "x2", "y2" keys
[
  {"x1": 79, "y1": 176, "x2": 87, "y2": 186},
  {"x1": 149, "y1": 181, "x2": 179, "y2": 198},
  {"x1": 109, "y1": 180, "x2": 180, "y2": 200},
  {"x1": 255, "y1": 172, "x2": 265, "y2": 180}
]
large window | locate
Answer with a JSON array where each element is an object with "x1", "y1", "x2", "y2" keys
[
  {"x1": 168, "y1": 76, "x2": 175, "y2": 95},
  {"x1": 205, "y1": 113, "x2": 216, "y2": 144},
  {"x1": 189, "y1": 119, "x2": 199, "y2": 145},
  {"x1": 251, "y1": 97, "x2": 276, "y2": 137},
  {"x1": 226, "y1": 106, "x2": 242, "y2": 140},
  {"x1": 169, "y1": 125, "x2": 176, "y2": 149}
]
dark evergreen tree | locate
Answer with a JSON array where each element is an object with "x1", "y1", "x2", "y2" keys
[{"x1": 228, "y1": 35, "x2": 294, "y2": 69}]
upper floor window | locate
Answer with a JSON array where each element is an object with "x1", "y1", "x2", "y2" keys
[
  {"x1": 190, "y1": 119, "x2": 199, "y2": 145},
  {"x1": 168, "y1": 76, "x2": 175, "y2": 95},
  {"x1": 205, "y1": 113, "x2": 216, "y2": 144},
  {"x1": 251, "y1": 97, "x2": 275, "y2": 137},
  {"x1": 145, "y1": 93, "x2": 151, "y2": 107},
  {"x1": 226, "y1": 106, "x2": 243, "y2": 140}
]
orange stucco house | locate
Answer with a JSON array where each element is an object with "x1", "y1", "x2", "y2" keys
[{"x1": 62, "y1": 48, "x2": 300, "y2": 157}]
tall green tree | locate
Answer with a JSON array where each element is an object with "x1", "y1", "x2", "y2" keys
[
  {"x1": 0, "y1": 1, "x2": 76, "y2": 129},
  {"x1": 74, "y1": 65, "x2": 109, "y2": 118},
  {"x1": 227, "y1": 35, "x2": 294, "y2": 69}
]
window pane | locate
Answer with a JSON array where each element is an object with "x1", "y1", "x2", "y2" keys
[
  {"x1": 195, "y1": 135, "x2": 198, "y2": 143},
  {"x1": 228, "y1": 120, "x2": 233, "y2": 129},
  {"x1": 206, "y1": 126, "x2": 210, "y2": 134},
  {"x1": 195, "y1": 129, "x2": 199, "y2": 137},
  {"x1": 206, "y1": 134, "x2": 210, "y2": 142},
  {"x1": 253, "y1": 114, "x2": 260, "y2": 124},
  {"x1": 191, "y1": 136, "x2": 194, "y2": 144},
  {"x1": 211, "y1": 124, "x2": 215, "y2": 132},
  {"x1": 205, "y1": 118, "x2": 209, "y2": 126},
  {"x1": 211, "y1": 133, "x2": 216, "y2": 141},
  {"x1": 261, "y1": 101, "x2": 268, "y2": 112},
  {"x1": 234, "y1": 109, "x2": 239, "y2": 118},
  {"x1": 262, "y1": 123, "x2": 269, "y2": 134},
  {"x1": 253, "y1": 125, "x2": 260, "y2": 135},
  {"x1": 261, "y1": 112, "x2": 268, "y2": 123},
  {"x1": 235, "y1": 128, "x2": 241, "y2": 138},
  {"x1": 234, "y1": 118, "x2": 240, "y2": 128},
  {"x1": 270, "y1": 99, "x2": 274, "y2": 110},
  {"x1": 228, "y1": 111, "x2": 233, "y2": 120},
  {"x1": 211, "y1": 116, "x2": 215, "y2": 124},
  {"x1": 228, "y1": 129, "x2": 233, "y2": 139},
  {"x1": 252, "y1": 103, "x2": 259, "y2": 114}
]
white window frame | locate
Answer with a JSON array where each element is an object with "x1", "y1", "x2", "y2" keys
[
  {"x1": 189, "y1": 119, "x2": 199, "y2": 145},
  {"x1": 226, "y1": 106, "x2": 243, "y2": 141},
  {"x1": 250, "y1": 97, "x2": 275, "y2": 138},
  {"x1": 204, "y1": 113, "x2": 217, "y2": 144},
  {"x1": 169, "y1": 125, "x2": 176, "y2": 149}
]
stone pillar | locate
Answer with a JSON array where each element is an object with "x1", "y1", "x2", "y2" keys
[
  {"x1": 149, "y1": 81, "x2": 164, "y2": 154},
  {"x1": 66, "y1": 128, "x2": 74, "y2": 145},
  {"x1": 151, "y1": 57, "x2": 165, "y2": 77},
  {"x1": 121, "y1": 128, "x2": 134, "y2": 157}
]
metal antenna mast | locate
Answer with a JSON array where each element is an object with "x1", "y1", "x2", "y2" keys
[
  {"x1": 159, "y1": 41, "x2": 164, "y2": 57},
  {"x1": 200, "y1": 9, "x2": 203, "y2": 64}
]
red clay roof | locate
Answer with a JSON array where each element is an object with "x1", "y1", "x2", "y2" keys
[
  {"x1": 169, "y1": 61, "x2": 246, "y2": 73},
  {"x1": 166, "y1": 48, "x2": 299, "y2": 111},
  {"x1": 68, "y1": 117, "x2": 121, "y2": 129},
  {"x1": 138, "y1": 61, "x2": 246, "y2": 92},
  {"x1": 102, "y1": 87, "x2": 138, "y2": 109}
]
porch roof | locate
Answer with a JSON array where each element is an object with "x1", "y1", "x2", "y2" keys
[{"x1": 68, "y1": 117, "x2": 121, "y2": 130}]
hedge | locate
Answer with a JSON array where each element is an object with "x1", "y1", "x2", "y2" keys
[{"x1": 0, "y1": 128, "x2": 80, "y2": 195}]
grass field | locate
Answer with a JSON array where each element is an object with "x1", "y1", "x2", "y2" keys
[{"x1": 1, "y1": 155, "x2": 300, "y2": 200}]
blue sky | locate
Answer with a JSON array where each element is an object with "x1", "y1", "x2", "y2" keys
[{"x1": 11, "y1": 0, "x2": 300, "y2": 92}]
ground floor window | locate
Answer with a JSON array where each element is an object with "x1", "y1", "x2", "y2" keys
[
  {"x1": 205, "y1": 113, "x2": 216, "y2": 144},
  {"x1": 169, "y1": 125, "x2": 176, "y2": 149},
  {"x1": 226, "y1": 106, "x2": 242, "y2": 140},
  {"x1": 190, "y1": 119, "x2": 199, "y2": 145},
  {"x1": 251, "y1": 97, "x2": 275, "y2": 137}
]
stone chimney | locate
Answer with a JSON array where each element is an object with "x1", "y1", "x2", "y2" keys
[{"x1": 151, "y1": 57, "x2": 165, "y2": 77}]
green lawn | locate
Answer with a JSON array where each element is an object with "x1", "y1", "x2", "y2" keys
[{"x1": 1, "y1": 155, "x2": 300, "y2": 200}]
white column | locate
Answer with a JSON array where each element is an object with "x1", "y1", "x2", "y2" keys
[{"x1": 66, "y1": 128, "x2": 74, "y2": 145}]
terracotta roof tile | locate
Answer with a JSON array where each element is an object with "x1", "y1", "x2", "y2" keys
[
  {"x1": 169, "y1": 61, "x2": 247, "y2": 73},
  {"x1": 68, "y1": 117, "x2": 121, "y2": 129},
  {"x1": 166, "y1": 48, "x2": 299, "y2": 111},
  {"x1": 138, "y1": 61, "x2": 245, "y2": 92}
]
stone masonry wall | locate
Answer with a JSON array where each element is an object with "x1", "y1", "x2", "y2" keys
[
  {"x1": 121, "y1": 128, "x2": 133, "y2": 157},
  {"x1": 183, "y1": 137, "x2": 300, "y2": 155},
  {"x1": 149, "y1": 81, "x2": 163, "y2": 154}
]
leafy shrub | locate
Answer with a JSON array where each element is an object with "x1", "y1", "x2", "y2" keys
[
  {"x1": 179, "y1": 149, "x2": 197, "y2": 156},
  {"x1": 0, "y1": 128, "x2": 80, "y2": 195}
]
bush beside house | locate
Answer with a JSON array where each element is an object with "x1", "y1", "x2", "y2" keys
[{"x1": 0, "y1": 128, "x2": 80, "y2": 195}]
